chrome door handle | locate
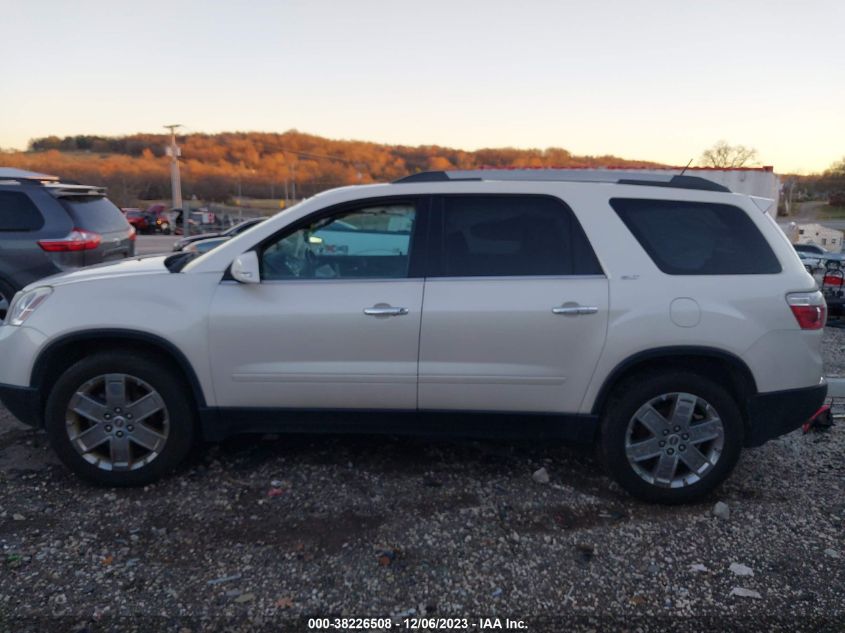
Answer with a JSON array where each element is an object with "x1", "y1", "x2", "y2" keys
[
  {"x1": 363, "y1": 305, "x2": 409, "y2": 317},
  {"x1": 552, "y1": 305, "x2": 599, "y2": 316}
]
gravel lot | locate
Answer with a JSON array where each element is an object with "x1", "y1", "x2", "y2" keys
[{"x1": 1, "y1": 329, "x2": 844, "y2": 632}]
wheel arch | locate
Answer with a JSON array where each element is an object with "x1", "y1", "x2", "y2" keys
[
  {"x1": 590, "y1": 346, "x2": 758, "y2": 420},
  {"x1": 31, "y1": 329, "x2": 208, "y2": 425}
]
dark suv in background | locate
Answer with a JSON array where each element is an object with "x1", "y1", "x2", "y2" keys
[{"x1": 0, "y1": 168, "x2": 135, "y2": 319}]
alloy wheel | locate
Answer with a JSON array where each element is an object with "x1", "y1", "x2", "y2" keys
[
  {"x1": 65, "y1": 373, "x2": 170, "y2": 471},
  {"x1": 624, "y1": 392, "x2": 725, "y2": 488}
]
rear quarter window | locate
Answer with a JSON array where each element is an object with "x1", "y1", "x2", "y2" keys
[
  {"x1": 610, "y1": 198, "x2": 781, "y2": 275},
  {"x1": 59, "y1": 196, "x2": 130, "y2": 233},
  {"x1": 0, "y1": 191, "x2": 44, "y2": 231}
]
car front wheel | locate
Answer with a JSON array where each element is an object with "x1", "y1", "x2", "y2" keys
[
  {"x1": 45, "y1": 352, "x2": 195, "y2": 486},
  {"x1": 599, "y1": 371, "x2": 743, "y2": 504}
]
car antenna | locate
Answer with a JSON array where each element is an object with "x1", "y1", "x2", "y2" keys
[{"x1": 678, "y1": 158, "x2": 693, "y2": 176}]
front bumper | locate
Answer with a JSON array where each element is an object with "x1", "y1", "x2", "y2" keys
[
  {"x1": 745, "y1": 382, "x2": 827, "y2": 447},
  {"x1": 0, "y1": 382, "x2": 41, "y2": 428}
]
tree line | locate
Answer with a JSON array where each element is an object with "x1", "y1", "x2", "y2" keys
[
  {"x1": 2, "y1": 130, "x2": 663, "y2": 206},
  {"x1": 5, "y1": 133, "x2": 842, "y2": 207}
]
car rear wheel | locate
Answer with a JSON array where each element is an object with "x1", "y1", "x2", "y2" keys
[
  {"x1": 599, "y1": 371, "x2": 743, "y2": 504},
  {"x1": 45, "y1": 352, "x2": 195, "y2": 486}
]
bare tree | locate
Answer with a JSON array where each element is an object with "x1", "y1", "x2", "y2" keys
[{"x1": 700, "y1": 141, "x2": 759, "y2": 168}]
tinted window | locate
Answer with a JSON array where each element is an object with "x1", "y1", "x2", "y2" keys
[
  {"x1": 262, "y1": 203, "x2": 416, "y2": 280},
  {"x1": 436, "y1": 195, "x2": 601, "y2": 277},
  {"x1": 0, "y1": 191, "x2": 44, "y2": 231},
  {"x1": 60, "y1": 196, "x2": 130, "y2": 232},
  {"x1": 610, "y1": 198, "x2": 781, "y2": 275}
]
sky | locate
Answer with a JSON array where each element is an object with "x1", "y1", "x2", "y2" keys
[{"x1": 1, "y1": 0, "x2": 843, "y2": 173}]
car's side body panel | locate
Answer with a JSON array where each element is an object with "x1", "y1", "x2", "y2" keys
[
  {"x1": 0, "y1": 265, "x2": 222, "y2": 407},
  {"x1": 0, "y1": 186, "x2": 74, "y2": 289},
  {"x1": 207, "y1": 279, "x2": 424, "y2": 409},
  {"x1": 418, "y1": 275, "x2": 609, "y2": 412}
]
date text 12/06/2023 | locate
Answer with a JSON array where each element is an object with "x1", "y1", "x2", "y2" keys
[{"x1": 307, "y1": 617, "x2": 528, "y2": 630}]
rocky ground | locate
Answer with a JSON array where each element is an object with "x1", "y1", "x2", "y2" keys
[{"x1": 1, "y1": 331, "x2": 844, "y2": 632}]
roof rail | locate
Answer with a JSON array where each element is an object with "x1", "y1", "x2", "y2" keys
[
  {"x1": 0, "y1": 170, "x2": 105, "y2": 196},
  {"x1": 0, "y1": 176, "x2": 56, "y2": 186},
  {"x1": 394, "y1": 169, "x2": 731, "y2": 193},
  {"x1": 0, "y1": 168, "x2": 60, "y2": 183}
]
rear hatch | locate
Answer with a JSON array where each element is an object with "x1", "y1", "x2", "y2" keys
[{"x1": 59, "y1": 195, "x2": 135, "y2": 264}]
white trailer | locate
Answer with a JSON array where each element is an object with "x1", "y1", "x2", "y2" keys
[{"x1": 633, "y1": 167, "x2": 780, "y2": 216}]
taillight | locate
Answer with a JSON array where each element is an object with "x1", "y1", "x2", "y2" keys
[
  {"x1": 128, "y1": 226, "x2": 137, "y2": 242},
  {"x1": 38, "y1": 228, "x2": 102, "y2": 252},
  {"x1": 823, "y1": 274, "x2": 843, "y2": 287},
  {"x1": 787, "y1": 291, "x2": 827, "y2": 330}
]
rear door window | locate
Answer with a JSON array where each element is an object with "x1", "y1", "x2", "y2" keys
[
  {"x1": 610, "y1": 198, "x2": 781, "y2": 275},
  {"x1": 59, "y1": 196, "x2": 130, "y2": 233},
  {"x1": 0, "y1": 191, "x2": 44, "y2": 231},
  {"x1": 433, "y1": 195, "x2": 602, "y2": 277}
]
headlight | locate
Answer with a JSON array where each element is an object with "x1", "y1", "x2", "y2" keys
[{"x1": 6, "y1": 287, "x2": 52, "y2": 326}]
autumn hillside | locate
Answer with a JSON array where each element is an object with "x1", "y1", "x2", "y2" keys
[{"x1": 0, "y1": 131, "x2": 665, "y2": 206}]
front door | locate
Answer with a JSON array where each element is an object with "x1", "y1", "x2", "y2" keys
[
  {"x1": 418, "y1": 194, "x2": 609, "y2": 413},
  {"x1": 208, "y1": 199, "x2": 426, "y2": 410}
]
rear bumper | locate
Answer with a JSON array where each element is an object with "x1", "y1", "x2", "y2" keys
[
  {"x1": 745, "y1": 382, "x2": 827, "y2": 447},
  {"x1": 0, "y1": 382, "x2": 41, "y2": 428}
]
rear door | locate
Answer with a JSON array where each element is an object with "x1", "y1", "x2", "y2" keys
[
  {"x1": 59, "y1": 195, "x2": 135, "y2": 262},
  {"x1": 418, "y1": 194, "x2": 609, "y2": 413}
]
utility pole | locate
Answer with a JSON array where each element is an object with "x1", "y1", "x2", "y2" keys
[{"x1": 164, "y1": 124, "x2": 186, "y2": 237}]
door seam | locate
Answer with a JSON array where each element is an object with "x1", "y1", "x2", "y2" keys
[{"x1": 415, "y1": 278, "x2": 427, "y2": 410}]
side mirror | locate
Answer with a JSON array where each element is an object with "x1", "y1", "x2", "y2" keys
[{"x1": 231, "y1": 251, "x2": 260, "y2": 284}]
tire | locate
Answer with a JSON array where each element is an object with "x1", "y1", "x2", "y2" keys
[
  {"x1": 44, "y1": 352, "x2": 195, "y2": 486},
  {"x1": 598, "y1": 371, "x2": 743, "y2": 504},
  {"x1": 0, "y1": 278, "x2": 16, "y2": 322}
]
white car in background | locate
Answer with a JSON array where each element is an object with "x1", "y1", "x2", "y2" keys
[
  {"x1": 0, "y1": 170, "x2": 826, "y2": 503},
  {"x1": 794, "y1": 242, "x2": 845, "y2": 266}
]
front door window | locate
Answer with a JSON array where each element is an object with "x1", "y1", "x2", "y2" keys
[{"x1": 261, "y1": 204, "x2": 416, "y2": 280}]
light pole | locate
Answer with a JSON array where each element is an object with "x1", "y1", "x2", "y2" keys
[{"x1": 164, "y1": 124, "x2": 186, "y2": 237}]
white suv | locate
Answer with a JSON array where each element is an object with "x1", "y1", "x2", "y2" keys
[{"x1": 0, "y1": 170, "x2": 827, "y2": 503}]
